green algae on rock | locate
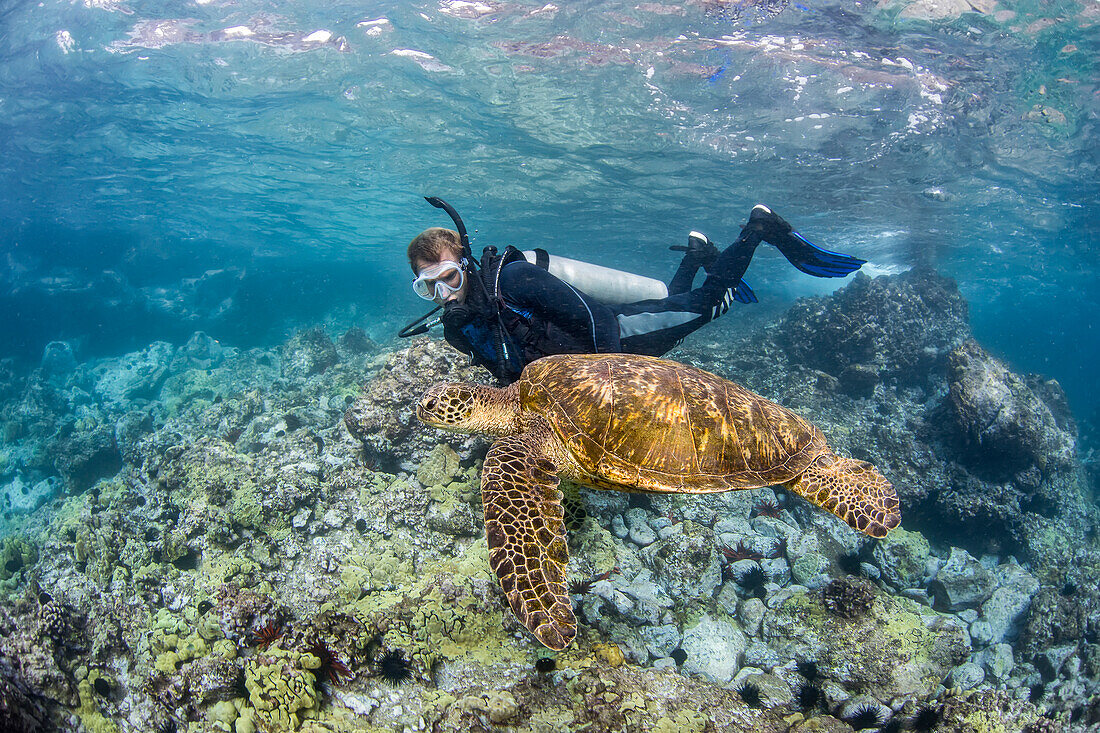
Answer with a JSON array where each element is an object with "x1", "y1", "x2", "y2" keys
[
  {"x1": 762, "y1": 588, "x2": 970, "y2": 699},
  {"x1": 0, "y1": 534, "x2": 37, "y2": 588},
  {"x1": 244, "y1": 643, "x2": 322, "y2": 731}
]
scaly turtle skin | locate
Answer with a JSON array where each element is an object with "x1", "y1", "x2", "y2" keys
[{"x1": 417, "y1": 353, "x2": 900, "y2": 650}]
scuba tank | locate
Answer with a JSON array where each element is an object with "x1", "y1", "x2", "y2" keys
[{"x1": 519, "y1": 250, "x2": 667, "y2": 304}]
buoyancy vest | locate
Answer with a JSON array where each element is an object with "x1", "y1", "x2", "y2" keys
[{"x1": 450, "y1": 245, "x2": 603, "y2": 382}]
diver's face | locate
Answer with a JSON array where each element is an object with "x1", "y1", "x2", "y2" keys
[{"x1": 414, "y1": 251, "x2": 468, "y2": 304}]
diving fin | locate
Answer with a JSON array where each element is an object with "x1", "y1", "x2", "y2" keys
[
  {"x1": 734, "y1": 279, "x2": 757, "y2": 304},
  {"x1": 749, "y1": 204, "x2": 865, "y2": 279}
]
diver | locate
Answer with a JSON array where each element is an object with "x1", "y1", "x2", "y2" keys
[{"x1": 403, "y1": 198, "x2": 864, "y2": 383}]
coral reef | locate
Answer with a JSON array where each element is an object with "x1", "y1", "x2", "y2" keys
[
  {"x1": 776, "y1": 267, "x2": 970, "y2": 392},
  {"x1": 0, "y1": 272, "x2": 1095, "y2": 731}
]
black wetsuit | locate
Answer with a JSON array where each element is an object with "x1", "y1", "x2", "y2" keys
[{"x1": 443, "y1": 228, "x2": 764, "y2": 383}]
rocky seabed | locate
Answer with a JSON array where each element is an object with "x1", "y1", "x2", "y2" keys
[{"x1": 0, "y1": 270, "x2": 1097, "y2": 732}]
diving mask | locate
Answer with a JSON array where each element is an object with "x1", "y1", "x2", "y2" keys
[{"x1": 413, "y1": 260, "x2": 465, "y2": 301}]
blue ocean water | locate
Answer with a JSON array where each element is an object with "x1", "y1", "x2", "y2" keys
[
  {"x1": 1, "y1": 1, "x2": 1095, "y2": 411},
  {"x1": 1, "y1": 0, "x2": 1095, "y2": 412},
  {"x1": 0, "y1": 3, "x2": 1098, "y2": 729}
]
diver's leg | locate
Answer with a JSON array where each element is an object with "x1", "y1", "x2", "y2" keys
[
  {"x1": 668, "y1": 231, "x2": 718, "y2": 294},
  {"x1": 615, "y1": 219, "x2": 779, "y2": 356},
  {"x1": 696, "y1": 223, "x2": 765, "y2": 302}
]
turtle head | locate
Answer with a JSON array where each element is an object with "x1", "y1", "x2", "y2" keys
[{"x1": 417, "y1": 382, "x2": 519, "y2": 436}]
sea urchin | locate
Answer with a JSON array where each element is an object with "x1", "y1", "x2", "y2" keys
[
  {"x1": 736, "y1": 680, "x2": 763, "y2": 708},
  {"x1": 376, "y1": 648, "x2": 414, "y2": 685},
  {"x1": 844, "y1": 703, "x2": 885, "y2": 730}
]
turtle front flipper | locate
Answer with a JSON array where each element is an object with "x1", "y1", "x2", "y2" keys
[
  {"x1": 482, "y1": 431, "x2": 576, "y2": 650},
  {"x1": 786, "y1": 453, "x2": 901, "y2": 538}
]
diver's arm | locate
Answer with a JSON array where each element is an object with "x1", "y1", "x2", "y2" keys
[{"x1": 499, "y1": 262, "x2": 620, "y2": 353}]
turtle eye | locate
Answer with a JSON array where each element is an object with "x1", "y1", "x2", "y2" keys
[{"x1": 423, "y1": 397, "x2": 437, "y2": 412}]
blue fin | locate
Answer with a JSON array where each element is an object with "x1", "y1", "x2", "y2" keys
[
  {"x1": 775, "y1": 231, "x2": 865, "y2": 278},
  {"x1": 734, "y1": 279, "x2": 757, "y2": 304}
]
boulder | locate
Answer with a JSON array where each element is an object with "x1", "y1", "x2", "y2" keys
[
  {"x1": 976, "y1": 643, "x2": 1015, "y2": 682},
  {"x1": 980, "y1": 561, "x2": 1038, "y2": 643},
  {"x1": 871, "y1": 526, "x2": 930, "y2": 589},
  {"x1": 948, "y1": 661, "x2": 985, "y2": 690},
  {"x1": 947, "y1": 340, "x2": 1075, "y2": 478},
  {"x1": 928, "y1": 547, "x2": 995, "y2": 612},
  {"x1": 680, "y1": 614, "x2": 747, "y2": 685},
  {"x1": 92, "y1": 341, "x2": 175, "y2": 406}
]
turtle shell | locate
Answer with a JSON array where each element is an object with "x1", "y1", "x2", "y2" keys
[{"x1": 518, "y1": 353, "x2": 827, "y2": 494}]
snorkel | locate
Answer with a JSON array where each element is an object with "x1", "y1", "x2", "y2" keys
[
  {"x1": 420, "y1": 197, "x2": 513, "y2": 380},
  {"x1": 424, "y1": 197, "x2": 475, "y2": 272}
]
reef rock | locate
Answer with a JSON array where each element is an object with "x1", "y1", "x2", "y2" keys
[
  {"x1": 947, "y1": 339, "x2": 1076, "y2": 478},
  {"x1": 92, "y1": 341, "x2": 174, "y2": 407},
  {"x1": 40, "y1": 341, "x2": 77, "y2": 380},
  {"x1": 928, "y1": 547, "x2": 996, "y2": 612},
  {"x1": 281, "y1": 327, "x2": 339, "y2": 378},
  {"x1": 53, "y1": 423, "x2": 121, "y2": 492},
  {"x1": 680, "y1": 613, "x2": 747, "y2": 684},
  {"x1": 870, "y1": 526, "x2": 930, "y2": 589},
  {"x1": 344, "y1": 338, "x2": 489, "y2": 471},
  {"x1": 776, "y1": 268, "x2": 969, "y2": 391},
  {"x1": 980, "y1": 559, "x2": 1039, "y2": 644},
  {"x1": 762, "y1": 588, "x2": 970, "y2": 699}
]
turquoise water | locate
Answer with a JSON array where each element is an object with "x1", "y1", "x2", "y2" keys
[
  {"x1": 1, "y1": 3, "x2": 1099, "y2": 729},
  {"x1": 0, "y1": 1, "x2": 1095, "y2": 409}
]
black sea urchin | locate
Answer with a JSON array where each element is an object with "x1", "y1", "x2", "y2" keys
[
  {"x1": 796, "y1": 659, "x2": 820, "y2": 681},
  {"x1": 376, "y1": 648, "x2": 413, "y2": 685},
  {"x1": 736, "y1": 565, "x2": 769, "y2": 599},
  {"x1": 911, "y1": 704, "x2": 943, "y2": 731},
  {"x1": 736, "y1": 680, "x2": 763, "y2": 708},
  {"x1": 1028, "y1": 683, "x2": 1046, "y2": 703},
  {"x1": 795, "y1": 680, "x2": 823, "y2": 712},
  {"x1": 844, "y1": 703, "x2": 884, "y2": 730}
]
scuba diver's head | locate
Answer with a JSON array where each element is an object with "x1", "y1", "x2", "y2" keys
[{"x1": 408, "y1": 227, "x2": 469, "y2": 304}]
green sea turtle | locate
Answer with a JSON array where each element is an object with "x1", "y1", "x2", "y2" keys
[{"x1": 417, "y1": 353, "x2": 900, "y2": 650}]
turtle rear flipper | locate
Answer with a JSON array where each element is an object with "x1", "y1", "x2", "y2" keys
[
  {"x1": 482, "y1": 429, "x2": 576, "y2": 650},
  {"x1": 785, "y1": 453, "x2": 901, "y2": 538}
]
